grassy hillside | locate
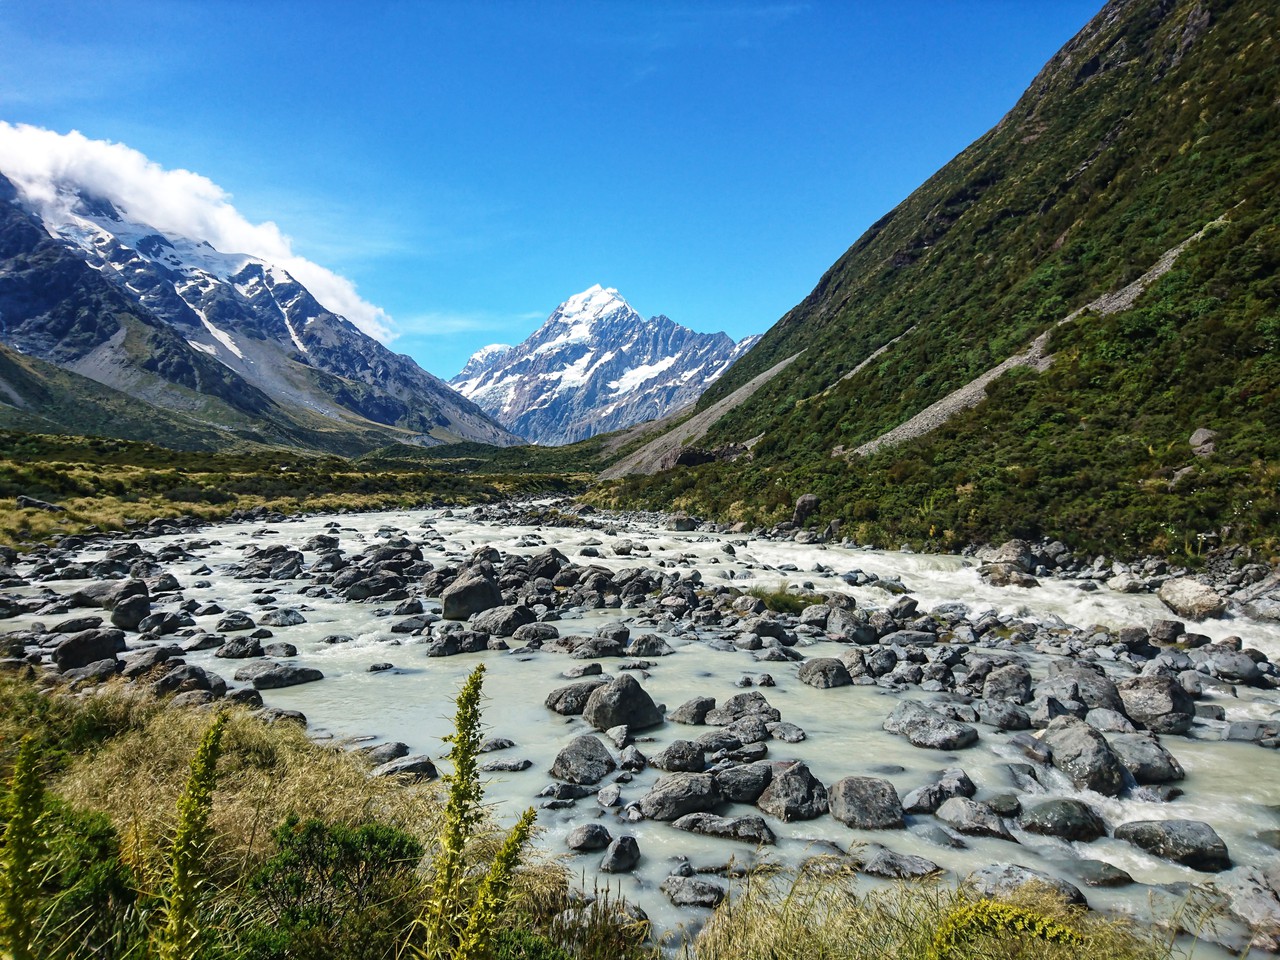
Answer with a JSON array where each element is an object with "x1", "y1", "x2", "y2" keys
[{"x1": 598, "y1": 0, "x2": 1280, "y2": 559}]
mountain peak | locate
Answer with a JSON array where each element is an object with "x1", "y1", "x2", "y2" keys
[{"x1": 551, "y1": 284, "x2": 630, "y2": 325}]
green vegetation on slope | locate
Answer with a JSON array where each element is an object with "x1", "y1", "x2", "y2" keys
[{"x1": 597, "y1": 0, "x2": 1280, "y2": 560}]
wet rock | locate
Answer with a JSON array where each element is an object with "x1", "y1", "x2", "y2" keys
[
  {"x1": 215, "y1": 637, "x2": 264, "y2": 659},
  {"x1": 767, "y1": 721, "x2": 807, "y2": 743},
  {"x1": 545, "y1": 678, "x2": 608, "y2": 715},
  {"x1": 705, "y1": 690, "x2": 781, "y2": 725},
  {"x1": 370, "y1": 755, "x2": 438, "y2": 781},
  {"x1": 902, "y1": 768, "x2": 976, "y2": 814},
  {"x1": 976, "y1": 700, "x2": 1032, "y2": 730},
  {"x1": 1109, "y1": 733, "x2": 1185, "y2": 784},
  {"x1": 154, "y1": 663, "x2": 226, "y2": 698},
  {"x1": 1157, "y1": 578, "x2": 1225, "y2": 620},
  {"x1": 471, "y1": 604, "x2": 535, "y2": 637},
  {"x1": 629, "y1": 634, "x2": 675, "y2": 657},
  {"x1": 216, "y1": 611, "x2": 256, "y2": 633},
  {"x1": 263, "y1": 642, "x2": 298, "y2": 658},
  {"x1": 673, "y1": 812, "x2": 776, "y2": 845},
  {"x1": 344, "y1": 572, "x2": 405, "y2": 601},
  {"x1": 660, "y1": 874, "x2": 725, "y2": 908},
  {"x1": 1039, "y1": 716, "x2": 1126, "y2": 796},
  {"x1": 983, "y1": 664, "x2": 1033, "y2": 704},
  {"x1": 757, "y1": 761, "x2": 828, "y2": 821},
  {"x1": 480, "y1": 757, "x2": 532, "y2": 772},
  {"x1": 883, "y1": 700, "x2": 979, "y2": 750},
  {"x1": 966, "y1": 863, "x2": 1087, "y2": 907},
  {"x1": 829, "y1": 776, "x2": 905, "y2": 830},
  {"x1": 1020, "y1": 798, "x2": 1106, "y2": 842},
  {"x1": 583, "y1": 674, "x2": 664, "y2": 732},
  {"x1": 1117, "y1": 675, "x2": 1195, "y2": 734},
  {"x1": 600, "y1": 836, "x2": 640, "y2": 873},
  {"x1": 1070, "y1": 860, "x2": 1134, "y2": 888},
  {"x1": 358, "y1": 741, "x2": 410, "y2": 765},
  {"x1": 638, "y1": 773, "x2": 721, "y2": 820},
  {"x1": 566, "y1": 823, "x2": 612, "y2": 852},
  {"x1": 1115, "y1": 820, "x2": 1230, "y2": 871},
  {"x1": 550, "y1": 735, "x2": 616, "y2": 785},
  {"x1": 63, "y1": 658, "x2": 121, "y2": 683},
  {"x1": 122, "y1": 644, "x2": 183, "y2": 678},
  {"x1": 936, "y1": 797, "x2": 1014, "y2": 841},
  {"x1": 798, "y1": 657, "x2": 853, "y2": 689},
  {"x1": 1085, "y1": 708, "x2": 1137, "y2": 734},
  {"x1": 250, "y1": 663, "x2": 324, "y2": 689},
  {"x1": 1210, "y1": 867, "x2": 1280, "y2": 937}
]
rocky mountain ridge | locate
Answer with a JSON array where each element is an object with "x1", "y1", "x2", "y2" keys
[{"x1": 451, "y1": 284, "x2": 759, "y2": 445}]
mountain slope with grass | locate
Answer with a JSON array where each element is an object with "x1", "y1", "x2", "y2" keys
[{"x1": 599, "y1": 0, "x2": 1280, "y2": 558}]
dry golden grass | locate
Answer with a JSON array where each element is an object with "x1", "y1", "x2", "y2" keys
[{"x1": 685, "y1": 859, "x2": 1176, "y2": 960}]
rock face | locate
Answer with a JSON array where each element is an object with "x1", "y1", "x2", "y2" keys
[
  {"x1": 449, "y1": 285, "x2": 760, "y2": 445},
  {"x1": 1115, "y1": 820, "x2": 1231, "y2": 871},
  {"x1": 1157, "y1": 578, "x2": 1226, "y2": 620},
  {"x1": 583, "y1": 674, "x2": 664, "y2": 732}
]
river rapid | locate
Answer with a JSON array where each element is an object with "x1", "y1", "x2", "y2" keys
[{"x1": 5, "y1": 502, "x2": 1280, "y2": 954}]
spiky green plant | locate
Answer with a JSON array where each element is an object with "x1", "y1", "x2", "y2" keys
[
  {"x1": 413, "y1": 664, "x2": 538, "y2": 960},
  {"x1": 0, "y1": 737, "x2": 44, "y2": 960},
  {"x1": 154, "y1": 711, "x2": 227, "y2": 960}
]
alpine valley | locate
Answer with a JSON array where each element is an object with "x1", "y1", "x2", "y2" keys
[{"x1": 450, "y1": 284, "x2": 760, "y2": 445}]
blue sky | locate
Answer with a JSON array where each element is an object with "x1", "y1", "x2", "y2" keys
[{"x1": 1, "y1": 1, "x2": 1101, "y2": 377}]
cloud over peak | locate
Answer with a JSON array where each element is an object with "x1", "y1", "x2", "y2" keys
[{"x1": 0, "y1": 122, "x2": 394, "y2": 342}]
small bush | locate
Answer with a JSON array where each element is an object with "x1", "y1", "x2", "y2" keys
[{"x1": 747, "y1": 583, "x2": 818, "y2": 615}]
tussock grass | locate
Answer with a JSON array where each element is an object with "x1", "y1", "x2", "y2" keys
[
  {"x1": 686, "y1": 859, "x2": 1174, "y2": 960},
  {"x1": 746, "y1": 583, "x2": 819, "y2": 615}
]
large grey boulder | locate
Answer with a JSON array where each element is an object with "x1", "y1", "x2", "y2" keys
[
  {"x1": 797, "y1": 657, "x2": 852, "y2": 689},
  {"x1": 566, "y1": 823, "x2": 612, "y2": 852},
  {"x1": 660, "y1": 875, "x2": 725, "y2": 908},
  {"x1": 1039, "y1": 716, "x2": 1126, "y2": 796},
  {"x1": 651, "y1": 740, "x2": 705, "y2": 773},
  {"x1": 828, "y1": 776, "x2": 905, "y2": 830},
  {"x1": 583, "y1": 674, "x2": 664, "y2": 731},
  {"x1": 1043, "y1": 662, "x2": 1125, "y2": 712},
  {"x1": 670, "y1": 696, "x2": 716, "y2": 725},
  {"x1": 471, "y1": 604, "x2": 535, "y2": 637},
  {"x1": 936, "y1": 797, "x2": 1014, "y2": 841},
  {"x1": 599, "y1": 835, "x2": 640, "y2": 873},
  {"x1": 250, "y1": 663, "x2": 324, "y2": 690},
  {"x1": 550, "y1": 735, "x2": 616, "y2": 785},
  {"x1": 756, "y1": 761, "x2": 828, "y2": 821},
  {"x1": 1109, "y1": 734, "x2": 1185, "y2": 784},
  {"x1": 672, "y1": 812, "x2": 776, "y2": 845},
  {"x1": 1157, "y1": 578, "x2": 1225, "y2": 620},
  {"x1": 712, "y1": 762, "x2": 773, "y2": 804},
  {"x1": 370, "y1": 755, "x2": 438, "y2": 781},
  {"x1": 1116, "y1": 675, "x2": 1195, "y2": 734},
  {"x1": 1115, "y1": 820, "x2": 1230, "y2": 871},
  {"x1": 883, "y1": 700, "x2": 979, "y2": 750},
  {"x1": 1020, "y1": 798, "x2": 1106, "y2": 842},
  {"x1": 854, "y1": 845, "x2": 941, "y2": 879},
  {"x1": 638, "y1": 773, "x2": 721, "y2": 820},
  {"x1": 441, "y1": 571, "x2": 502, "y2": 620},
  {"x1": 110, "y1": 594, "x2": 152, "y2": 631},
  {"x1": 983, "y1": 664, "x2": 1033, "y2": 705},
  {"x1": 52, "y1": 628, "x2": 126, "y2": 670}
]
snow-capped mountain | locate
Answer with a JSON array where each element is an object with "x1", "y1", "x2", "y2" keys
[
  {"x1": 450, "y1": 285, "x2": 760, "y2": 445},
  {"x1": 0, "y1": 171, "x2": 519, "y2": 451}
]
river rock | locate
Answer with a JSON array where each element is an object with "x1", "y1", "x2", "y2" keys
[
  {"x1": 983, "y1": 664, "x2": 1033, "y2": 704},
  {"x1": 545, "y1": 678, "x2": 608, "y2": 715},
  {"x1": 854, "y1": 844, "x2": 941, "y2": 879},
  {"x1": 1115, "y1": 819, "x2": 1231, "y2": 871},
  {"x1": 566, "y1": 823, "x2": 613, "y2": 852},
  {"x1": 600, "y1": 836, "x2": 640, "y2": 873},
  {"x1": 1157, "y1": 578, "x2": 1225, "y2": 620},
  {"x1": 52, "y1": 628, "x2": 126, "y2": 670},
  {"x1": 1020, "y1": 798, "x2": 1107, "y2": 842},
  {"x1": 1116, "y1": 675, "x2": 1195, "y2": 734},
  {"x1": 441, "y1": 571, "x2": 502, "y2": 620},
  {"x1": 250, "y1": 663, "x2": 324, "y2": 689},
  {"x1": 756, "y1": 761, "x2": 828, "y2": 821},
  {"x1": 583, "y1": 674, "x2": 664, "y2": 731},
  {"x1": 1039, "y1": 716, "x2": 1126, "y2": 796},
  {"x1": 370, "y1": 755, "x2": 438, "y2": 781},
  {"x1": 121, "y1": 644, "x2": 183, "y2": 678},
  {"x1": 471, "y1": 604, "x2": 535, "y2": 637},
  {"x1": 660, "y1": 874, "x2": 725, "y2": 908},
  {"x1": 672, "y1": 812, "x2": 776, "y2": 845},
  {"x1": 551, "y1": 736, "x2": 616, "y2": 785},
  {"x1": 798, "y1": 657, "x2": 853, "y2": 689},
  {"x1": 260, "y1": 608, "x2": 306, "y2": 627},
  {"x1": 712, "y1": 761, "x2": 773, "y2": 804},
  {"x1": 215, "y1": 637, "x2": 264, "y2": 659},
  {"x1": 110, "y1": 593, "x2": 151, "y2": 631},
  {"x1": 651, "y1": 740, "x2": 705, "y2": 773},
  {"x1": 883, "y1": 700, "x2": 979, "y2": 750},
  {"x1": 902, "y1": 768, "x2": 976, "y2": 814},
  {"x1": 829, "y1": 776, "x2": 905, "y2": 829},
  {"x1": 1109, "y1": 733, "x2": 1185, "y2": 784},
  {"x1": 670, "y1": 696, "x2": 716, "y2": 725},
  {"x1": 936, "y1": 797, "x2": 1014, "y2": 840},
  {"x1": 966, "y1": 864, "x2": 1087, "y2": 907},
  {"x1": 638, "y1": 773, "x2": 721, "y2": 820}
]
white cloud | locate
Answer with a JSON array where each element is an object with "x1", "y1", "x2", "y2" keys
[{"x1": 0, "y1": 122, "x2": 394, "y2": 342}]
